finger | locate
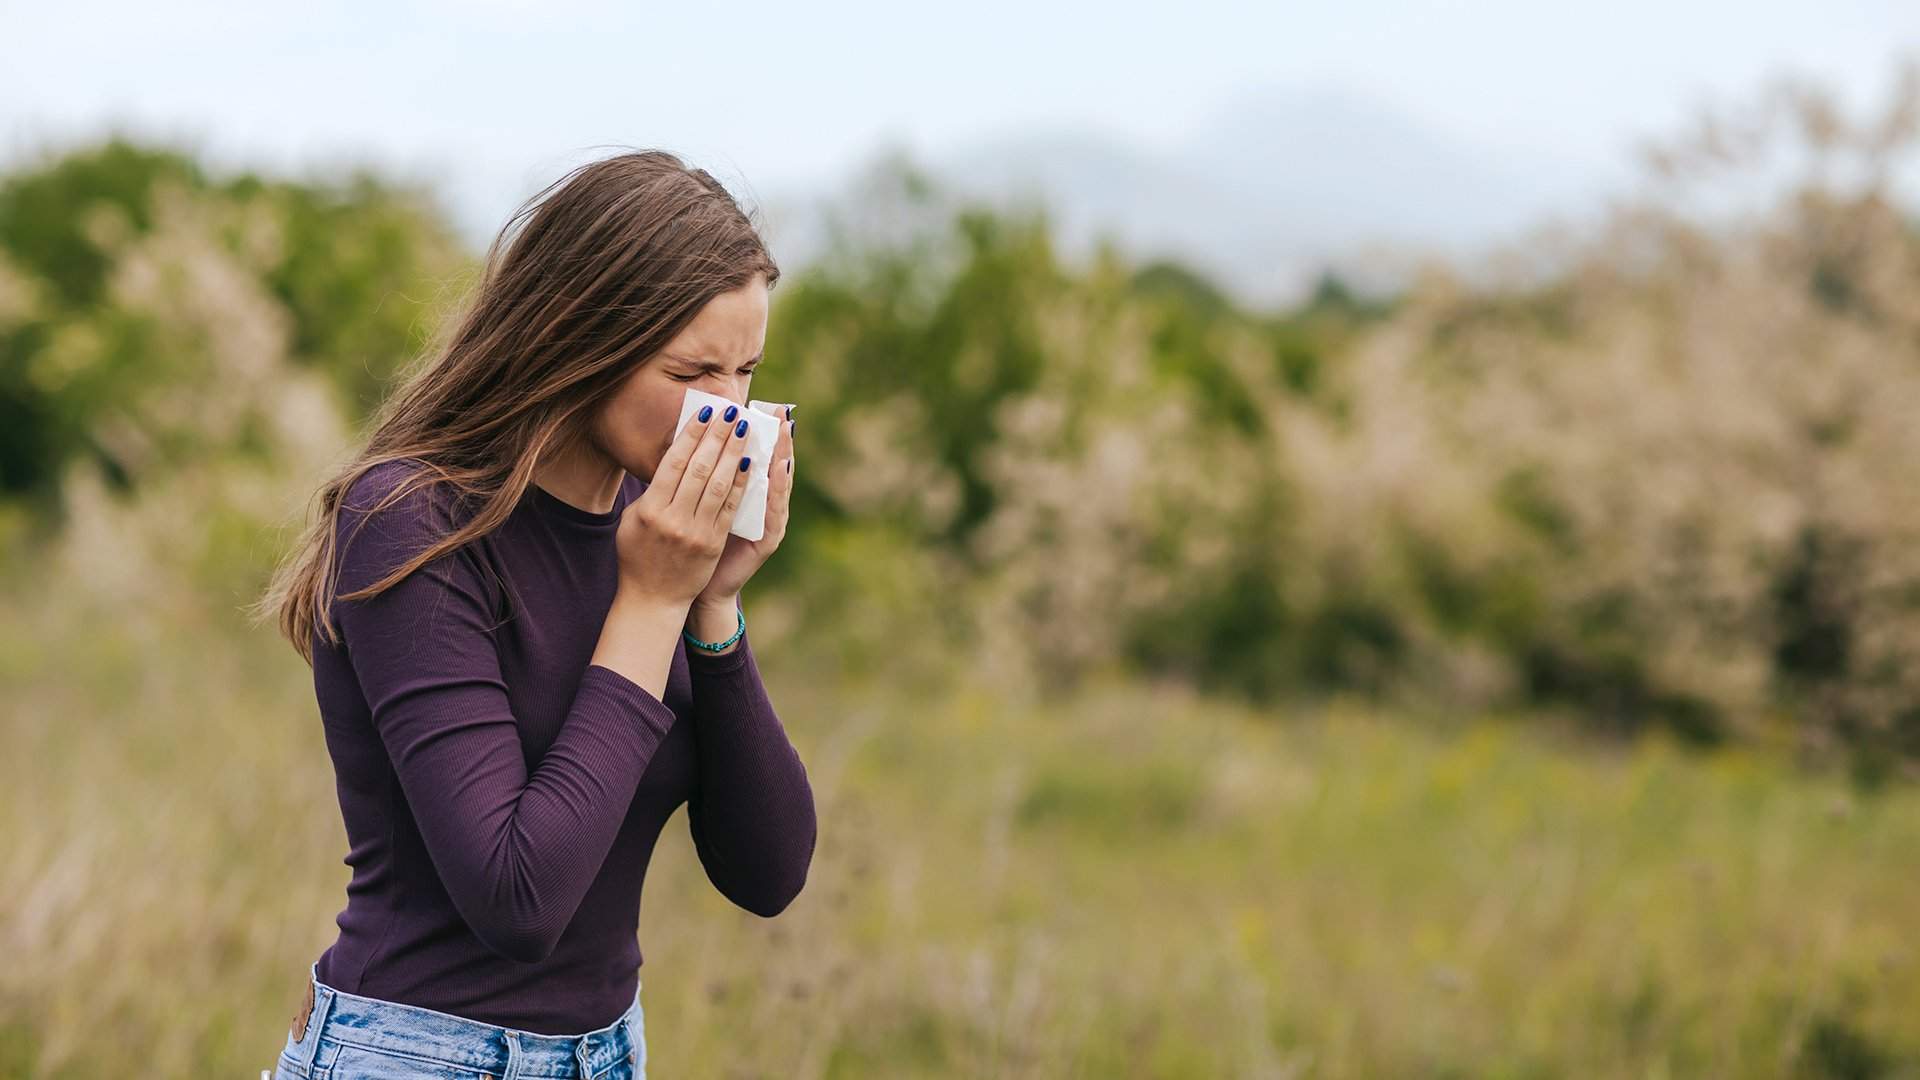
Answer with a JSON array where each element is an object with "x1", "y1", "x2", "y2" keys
[
  {"x1": 765, "y1": 412, "x2": 794, "y2": 532},
  {"x1": 697, "y1": 411, "x2": 753, "y2": 530},
  {"x1": 783, "y1": 406, "x2": 796, "y2": 479},
  {"x1": 717, "y1": 449, "x2": 751, "y2": 531},
  {"x1": 670, "y1": 401, "x2": 740, "y2": 518},
  {"x1": 646, "y1": 404, "x2": 718, "y2": 508},
  {"x1": 711, "y1": 434, "x2": 753, "y2": 535}
]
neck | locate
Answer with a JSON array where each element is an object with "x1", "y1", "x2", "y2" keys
[{"x1": 531, "y1": 436, "x2": 625, "y2": 515}]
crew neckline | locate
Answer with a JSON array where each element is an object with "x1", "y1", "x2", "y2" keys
[{"x1": 524, "y1": 477, "x2": 626, "y2": 527}]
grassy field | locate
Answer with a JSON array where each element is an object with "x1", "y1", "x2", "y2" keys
[{"x1": 4, "y1": 583, "x2": 1919, "y2": 1078}]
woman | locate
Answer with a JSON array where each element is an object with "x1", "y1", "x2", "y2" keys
[{"x1": 254, "y1": 149, "x2": 816, "y2": 1079}]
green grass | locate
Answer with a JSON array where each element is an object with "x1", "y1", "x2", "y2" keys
[{"x1": 3, "y1": 586, "x2": 1919, "y2": 1078}]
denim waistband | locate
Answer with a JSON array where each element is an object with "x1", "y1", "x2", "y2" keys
[{"x1": 281, "y1": 961, "x2": 642, "y2": 1078}]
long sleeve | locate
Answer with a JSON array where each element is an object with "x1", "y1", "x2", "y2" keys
[
  {"x1": 683, "y1": 611, "x2": 817, "y2": 917},
  {"x1": 329, "y1": 470, "x2": 678, "y2": 964}
]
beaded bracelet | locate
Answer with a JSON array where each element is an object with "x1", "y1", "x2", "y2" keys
[{"x1": 683, "y1": 607, "x2": 746, "y2": 653}]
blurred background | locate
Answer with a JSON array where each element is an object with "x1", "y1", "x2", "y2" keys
[{"x1": 6, "y1": 3, "x2": 1920, "y2": 1076}]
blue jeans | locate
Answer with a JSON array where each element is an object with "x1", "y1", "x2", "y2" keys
[{"x1": 268, "y1": 962, "x2": 646, "y2": 1079}]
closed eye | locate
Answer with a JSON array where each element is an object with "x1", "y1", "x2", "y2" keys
[{"x1": 672, "y1": 368, "x2": 756, "y2": 381}]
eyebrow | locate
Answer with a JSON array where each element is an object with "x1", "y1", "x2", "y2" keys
[{"x1": 667, "y1": 351, "x2": 763, "y2": 373}]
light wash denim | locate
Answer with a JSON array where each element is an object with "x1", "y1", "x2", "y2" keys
[{"x1": 267, "y1": 962, "x2": 645, "y2": 1079}]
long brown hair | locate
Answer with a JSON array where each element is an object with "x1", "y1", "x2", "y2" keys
[{"x1": 253, "y1": 149, "x2": 780, "y2": 665}]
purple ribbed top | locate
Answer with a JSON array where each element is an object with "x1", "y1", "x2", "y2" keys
[{"x1": 308, "y1": 458, "x2": 816, "y2": 1035}]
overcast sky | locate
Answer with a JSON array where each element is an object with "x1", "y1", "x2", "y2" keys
[{"x1": 3, "y1": 1, "x2": 1914, "y2": 251}]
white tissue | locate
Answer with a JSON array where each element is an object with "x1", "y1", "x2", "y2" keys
[{"x1": 672, "y1": 387, "x2": 793, "y2": 541}]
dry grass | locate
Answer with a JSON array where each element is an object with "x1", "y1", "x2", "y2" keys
[{"x1": 4, "y1": 556, "x2": 1918, "y2": 1077}]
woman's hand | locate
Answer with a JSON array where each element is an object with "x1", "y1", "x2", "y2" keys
[
  {"x1": 613, "y1": 404, "x2": 754, "y2": 607},
  {"x1": 696, "y1": 405, "x2": 795, "y2": 608}
]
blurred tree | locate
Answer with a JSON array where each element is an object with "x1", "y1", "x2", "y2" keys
[{"x1": 0, "y1": 136, "x2": 468, "y2": 505}]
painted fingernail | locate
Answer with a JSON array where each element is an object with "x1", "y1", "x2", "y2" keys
[
  {"x1": 697, "y1": 404, "x2": 712, "y2": 422},
  {"x1": 739, "y1": 455, "x2": 751, "y2": 472},
  {"x1": 786, "y1": 458, "x2": 792, "y2": 474},
  {"x1": 788, "y1": 419, "x2": 795, "y2": 437},
  {"x1": 734, "y1": 418, "x2": 749, "y2": 437},
  {"x1": 723, "y1": 405, "x2": 738, "y2": 422},
  {"x1": 786, "y1": 404, "x2": 795, "y2": 419}
]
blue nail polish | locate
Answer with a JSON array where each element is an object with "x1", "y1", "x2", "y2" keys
[
  {"x1": 734, "y1": 418, "x2": 748, "y2": 437},
  {"x1": 697, "y1": 404, "x2": 712, "y2": 422},
  {"x1": 723, "y1": 404, "x2": 738, "y2": 422},
  {"x1": 739, "y1": 455, "x2": 751, "y2": 472}
]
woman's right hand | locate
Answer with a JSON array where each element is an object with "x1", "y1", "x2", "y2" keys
[{"x1": 614, "y1": 404, "x2": 754, "y2": 606}]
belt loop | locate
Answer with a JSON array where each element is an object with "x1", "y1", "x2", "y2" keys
[
  {"x1": 574, "y1": 1033, "x2": 594, "y2": 1078},
  {"x1": 501, "y1": 1030, "x2": 523, "y2": 1080},
  {"x1": 297, "y1": 983, "x2": 335, "y2": 1073}
]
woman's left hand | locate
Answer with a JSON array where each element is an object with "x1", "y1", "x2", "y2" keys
[{"x1": 694, "y1": 406, "x2": 794, "y2": 609}]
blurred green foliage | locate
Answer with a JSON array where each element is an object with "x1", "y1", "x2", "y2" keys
[
  {"x1": 7, "y1": 71, "x2": 1920, "y2": 1074},
  {"x1": 0, "y1": 136, "x2": 467, "y2": 504},
  {"x1": 4, "y1": 77, "x2": 1919, "y2": 775}
]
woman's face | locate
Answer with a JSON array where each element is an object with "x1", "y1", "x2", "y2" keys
[{"x1": 589, "y1": 273, "x2": 769, "y2": 484}]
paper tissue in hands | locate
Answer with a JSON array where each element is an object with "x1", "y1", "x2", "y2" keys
[{"x1": 674, "y1": 386, "x2": 793, "y2": 541}]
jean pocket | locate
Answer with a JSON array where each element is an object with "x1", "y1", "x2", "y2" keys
[
  {"x1": 322, "y1": 1040, "x2": 472, "y2": 1079},
  {"x1": 271, "y1": 1048, "x2": 309, "y2": 1079},
  {"x1": 591, "y1": 1051, "x2": 641, "y2": 1080}
]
